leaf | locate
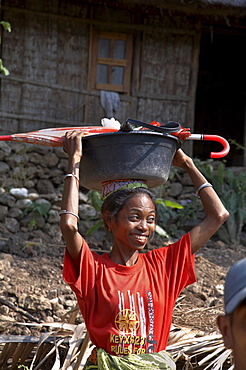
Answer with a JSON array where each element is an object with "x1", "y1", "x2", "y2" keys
[
  {"x1": 0, "y1": 59, "x2": 10, "y2": 75},
  {"x1": 86, "y1": 219, "x2": 103, "y2": 236},
  {"x1": 155, "y1": 224, "x2": 170, "y2": 238},
  {"x1": 0, "y1": 21, "x2": 11, "y2": 32},
  {"x1": 90, "y1": 191, "x2": 103, "y2": 211},
  {"x1": 164, "y1": 200, "x2": 184, "y2": 209},
  {"x1": 155, "y1": 198, "x2": 183, "y2": 209}
]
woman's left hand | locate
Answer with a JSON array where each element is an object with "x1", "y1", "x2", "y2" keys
[{"x1": 172, "y1": 148, "x2": 191, "y2": 169}]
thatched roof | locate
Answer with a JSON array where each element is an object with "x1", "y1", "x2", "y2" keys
[{"x1": 87, "y1": 0, "x2": 246, "y2": 17}]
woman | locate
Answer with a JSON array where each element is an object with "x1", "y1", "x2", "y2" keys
[{"x1": 60, "y1": 131, "x2": 229, "y2": 369}]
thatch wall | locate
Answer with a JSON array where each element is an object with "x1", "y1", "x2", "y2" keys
[{"x1": 0, "y1": 0, "x2": 199, "y2": 140}]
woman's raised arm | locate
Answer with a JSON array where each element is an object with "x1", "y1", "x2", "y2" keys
[
  {"x1": 60, "y1": 131, "x2": 84, "y2": 264},
  {"x1": 172, "y1": 149, "x2": 229, "y2": 254}
]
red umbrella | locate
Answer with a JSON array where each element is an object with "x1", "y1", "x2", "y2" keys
[{"x1": 0, "y1": 121, "x2": 230, "y2": 159}]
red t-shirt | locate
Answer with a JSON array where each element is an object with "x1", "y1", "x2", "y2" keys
[{"x1": 63, "y1": 233, "x2": 195, "y2": 355}]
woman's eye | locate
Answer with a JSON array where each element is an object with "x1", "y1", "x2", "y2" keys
[
  {"x1": 129, "y1": 215, "x2": 139, "y2": 221},
  {"x1": 147, "y1": 217, "x2": 155, "y2": 223}
]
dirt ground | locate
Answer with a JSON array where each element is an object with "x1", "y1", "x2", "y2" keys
[{"x1": 1, "y1": 228, "x2": 246, "y2": 338}]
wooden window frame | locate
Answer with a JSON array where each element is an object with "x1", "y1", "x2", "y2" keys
[{"x1": 88, "y1": 28, "x2": 133, "y2": 93}]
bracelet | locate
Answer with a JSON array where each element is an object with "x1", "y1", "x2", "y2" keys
[
  {"x1": 64, "y1": 173, "x2": 80, "y2": 182},
  {"x1": 196, "y1": 182, "x2": 213, "y2": 196},
  {"x1": 59, "y1": 210, "x2": 79, "y2": 220}
]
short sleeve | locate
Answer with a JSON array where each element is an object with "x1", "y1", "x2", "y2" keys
[{"x1": 63, "y1": 238, "x2": 99, "y2": 299}]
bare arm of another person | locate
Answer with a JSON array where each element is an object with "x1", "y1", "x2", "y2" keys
[
  {"x1": 60, "y1": 131, "x2": 84, "y2": 266},
  {"x1": 172, "y1": 149, "x2": 229, "y2": 254}
]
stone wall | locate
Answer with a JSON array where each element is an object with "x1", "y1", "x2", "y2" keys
[
  {"x1": 0, "y1": 140, "x2": 245, "y2": 251},
  {"x1": 0, "y1": 140, "x2": 198, "y2": 249}
]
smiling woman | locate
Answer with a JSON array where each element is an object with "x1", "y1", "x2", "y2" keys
[{"x1": 59, "y1": 130, "x2": 229, "y2": 370}]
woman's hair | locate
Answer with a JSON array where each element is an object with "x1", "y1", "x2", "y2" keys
[{"x1": 101, "y1": 187, "x2": 156, "y2": 228}]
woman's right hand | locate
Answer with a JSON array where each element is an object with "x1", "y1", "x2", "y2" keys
[{"x1": 63, "y1": 131, "x2": 84, "y2": 159}]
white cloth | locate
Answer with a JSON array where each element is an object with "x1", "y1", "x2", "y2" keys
[{"x1": 100, "y1": 90, "x2": 120, "y2": 118}]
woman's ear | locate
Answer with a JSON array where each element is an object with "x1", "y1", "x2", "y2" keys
[
  {"x1": 103, "y1": 210, "x2": 114, "y2": 231},
  {"x1": 217, "y1": 314, "x2": 233, "y2": 349}
]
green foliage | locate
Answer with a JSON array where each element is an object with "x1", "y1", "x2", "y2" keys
[
  {"x1": 24, "y1": 201, "x2": 50, "y2": 219},
  {"x1": 18, "y1": 366, "x2": 29, "y2": 370},
  {"x1": 27, "y1": 219, "x2": 38, "y2": 231},
  {"x1": 86, "y1": 191, "x2": 104, "y2": 236},
  {"x1": 195, "y1": 159, "x2": 246, "y2": 245},
  {"x1": 0, "y1": 20, "x2": 11, "y2": 76},
  {"x1": 155, "y1": 198, "x2": 183, "y2": 210},
  {"x1": 90, "y1": 190, "x2": 103, "y2": 211},
  {"x1": 0, "y1": 21, "x2": 11, "y2": 32},
  {"x1": 176, "y1": 196, "x2": 203, "y2": 227},
  {"x1": 86, "y1": 219, "x2": 104, "y2": 236},
  {"x1": 228, "y1": 138, "x2": 245, "y2": 152}
]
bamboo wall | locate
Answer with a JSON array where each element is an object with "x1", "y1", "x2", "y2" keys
[{"x1": 0, "y1": 0, "x2": 199, "y2": 150}]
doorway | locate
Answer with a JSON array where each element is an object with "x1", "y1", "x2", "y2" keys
[{"x1": 194, "y1": 26, "x2": 246, "y2": 166}]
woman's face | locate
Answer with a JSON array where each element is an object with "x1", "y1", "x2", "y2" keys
[{"x1": 110, "y1": 194, "x2": 156, "y2": 252}]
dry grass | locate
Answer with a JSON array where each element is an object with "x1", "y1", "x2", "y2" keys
[{"x1": 0, "y1": 320, "x2": 233, "y2": 369}]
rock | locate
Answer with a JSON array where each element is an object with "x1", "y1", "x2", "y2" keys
[
  {"x1": 47, "y1": 290, "x2": 58, "y2": 300},
  {"x1": 28, "y1": 192, "x2": 39, "y2": 201},
  {"x1": 5, "y1": 218, "x2": 20, "y2": 233},
  {"x1": 0, "y1": 305, "x2": 9, "y2": 315},
  {"x1": 10, "y1": 187, "x2": 28, "y2": 199},
  {"x1": 42, "y1": 153, "x2": 59, "y2": 168},
  {"x1": 0, "y1": 187, "x2": 5, "y2": 195},
  {"x1": 19, "y1": 294, "x2": 52, "y2": 311},
  {"x1": 36, "y1": 179, "x2": 55, "y2": 194},
  {"x1": 169, "y1": 182, "x2": 183, "y2": 197},
  {"x1": 48, "y1": 210, "x2": 60, "y2": 224},
  {"x1": 0, "y1": 259, "x2": 11, "y2": 273},
  {"x1": 58, "y1": 158, "x2": 68, "y2": 172},
  {"x1": 180, "y1": 173, "x2": 193, "y2": 186},
  {"x1": 0, "y1": 253, "x2": 14, "y2": 263},
  {"x1": 0, "y1": 205, "x2": 8, "y2": 221},
  {"x1": 8, "y1": 207, "x2": 23, "y2": 220},
  {"x1": 20, "y1": 212, "x2": 45, "y2": 229},
  {"x1": 29, "y1": 152, "x2": 44, "y2": 165},
  {"x1": 0, "y1": 141, "x2": 12, "y2": 156},
  {"x1": 214, "y1": 284, "x2": 224, "y2": 297},
  {"x1": 16, "y1": 198, "x2": 32, "y2": 210},
  {"x1": 24, "y1": 179, "x2": 36, "y2": 188},
  {"x1": 0, "y1": 193, "x2": 16, "y2": 207},
  {"x1": 79, "y1": 204, "x2": 97, "y2": 219},
  {"x1": 79, "y1": 191, "x2": 89, "y2": 203},
  {"x1": 6, "y1": 153, "x2": 28, "y2": 168},
  {"x1": 64, "y1": 299, "x2": 77, "y2": 308}
]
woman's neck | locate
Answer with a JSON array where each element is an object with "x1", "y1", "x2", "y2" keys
[{"x1": 108, "y1": 249, "x2": 139, "y2": 266}]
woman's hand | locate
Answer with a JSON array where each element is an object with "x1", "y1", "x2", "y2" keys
[
  {"x1": 63, "y1": 131, "x2": 84, "y2": 159},
  {"x1": 172, "y1": 148, "x2": 192, "y2": 169}
]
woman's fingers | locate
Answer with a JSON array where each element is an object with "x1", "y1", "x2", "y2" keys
[{"x1": 63, "y1": 131, "x2": 84, "y2": 157}]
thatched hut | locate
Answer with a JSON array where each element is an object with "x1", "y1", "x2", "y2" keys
[{"x1": 0, "y1": 0, "x2": 245, "y2": 165}]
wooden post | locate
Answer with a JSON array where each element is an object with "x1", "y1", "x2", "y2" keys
[{"x1": 185, "y1": 24, "x2": 201, "y2": 157}]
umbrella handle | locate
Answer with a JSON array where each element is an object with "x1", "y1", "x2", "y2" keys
[
  {"x1": 0, "y1": 135, "x2": 12, "y2": 141},
  {"x1": 187, "y1": 134, "x2": 230, "y2": 158}
]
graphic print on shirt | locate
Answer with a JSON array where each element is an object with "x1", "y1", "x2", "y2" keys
[{"x1": 110, "y1": 290, "x2": 158, "y2": 355}]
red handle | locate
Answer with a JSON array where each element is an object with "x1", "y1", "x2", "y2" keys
[
  {"x1": 203, "y1": 135, "x2": 230, "y2": 158},
  {"x1": 0, "y1": 135, "x2": 12, "y2": 141}
]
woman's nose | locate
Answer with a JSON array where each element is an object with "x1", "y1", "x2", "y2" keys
[{"x1": 138, "y1": 220, "x2": 148, "y2": 230}]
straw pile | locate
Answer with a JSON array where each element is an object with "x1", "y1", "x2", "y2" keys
[{"x1": 0, "y1": 320, "x2": 233, "y2": 369}]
